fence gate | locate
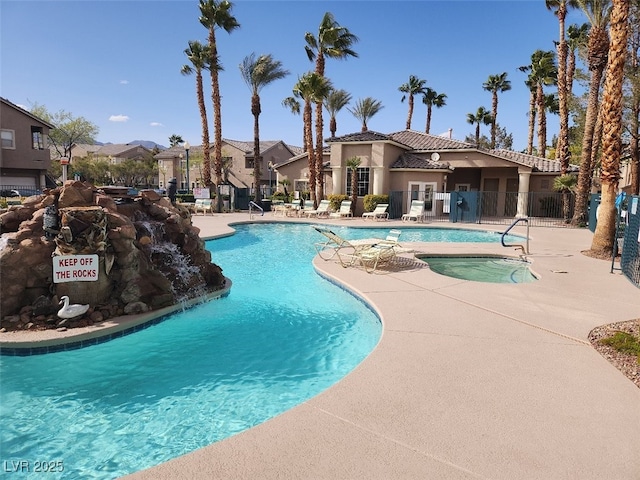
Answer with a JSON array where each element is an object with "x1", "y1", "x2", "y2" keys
[{"x1": 621, "y1": 195, "x2": 640, "y2": 288}]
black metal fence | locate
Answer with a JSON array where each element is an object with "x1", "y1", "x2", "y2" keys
[{"x1": 388, "y1": 190, "x2": 577, "y2": 227}]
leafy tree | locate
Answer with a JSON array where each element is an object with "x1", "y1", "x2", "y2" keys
[
  {"x1": 168, "y1": 134, "x2": 184, "y2": 147},
  {"x1": 466, "y1": 106, "x2": 493, "y2": 146},
  {"x1": 422, "y1": 88, "x2": 447, "y2": 134},
  {"x1": 199, "y1": 0, "x2": 240, "y2": 196},
  {"x1": 239, "y1": 52, "x2": 290, "y2": 203},
  {"x1": 324, "y1": 88, "x2": 352, "y2": 137},
  {"x1": 482, "y1": 72, "x2": 511, "y2": 148},
  {"x1": 399, "y1": 75, "x2": 427, "y2": 130},
  {"x1": 29, "y1": 103, "x2": 98, "y2": 160},
  {"x1": 182, "y1": 40, "x2": 212, "y2": 187},
  {"x1": 305, "y1": 12, "x2": 358, "y2": 201},
  {"x1": 591, "y1": 0, "x2": 629, "y2": 255},
  {"x1": 348, "y1": 97, "x2": 384, "y2": 132}
]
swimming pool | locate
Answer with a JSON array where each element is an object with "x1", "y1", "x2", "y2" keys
[{"x1": 0, "y1": 223, "x2": 517, "y2": 478}]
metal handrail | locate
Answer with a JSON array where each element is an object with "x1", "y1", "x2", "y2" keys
[
  {"x1": 249, "y1": 201, "x2": 264, "y2": 219},
  {"x1": 501, "y1": 217, "x2": 530, "y2": 254}
]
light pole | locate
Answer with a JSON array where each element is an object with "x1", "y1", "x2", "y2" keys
[
  {"x1": 267, "y1": 161, "x2": 274, "y2": 196},
  {"x1": 184, "y1": 141, "x2": 190, "y2": 193}
]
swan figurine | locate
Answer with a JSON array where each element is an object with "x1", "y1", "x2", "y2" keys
[{"x1": 57, "y1": 296, "x2": 90, "y2": 319}]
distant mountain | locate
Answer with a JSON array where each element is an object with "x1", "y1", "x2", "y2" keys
[{"x1": 128, "y1": 140, "x2": 167, "y2": 150}]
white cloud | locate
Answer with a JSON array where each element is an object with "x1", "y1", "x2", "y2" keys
[
  {"x1": 109, "y1": 114, "x2": 129, "y2": 122},
  {"x1": 150, "y1": 122, "x2": 163, "y2": 127},
  {"x1": 119, "y1": 80, "x2": 129, "y2": 85}
]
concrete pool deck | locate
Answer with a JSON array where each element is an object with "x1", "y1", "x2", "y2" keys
[{"x1": 122, "y1": 212, "x2": 640, "y2": 480}]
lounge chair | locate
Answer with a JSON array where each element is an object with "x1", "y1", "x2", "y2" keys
[
  {"x1": 299, "y1": 200, "x2": 315, "y2": 217},
  {"x1": 329, "y1": 200, "x2": 353, "y2": 219},
  {"x1": 304, "y1": 199, "x2": 332, "y2": 218},
  {"x1": 194, "y1": 198, "x2": 213, "y2": 215},
  {"x1": 362, "y1": 203, "x2": 389, "y2": 221},
  {"x1": 402, "y1": 200, "x2": 425, "y2": 222},
  {"x1": 312, "y1": 226, "x2": 379, "y2": 264},
  {"x1": 350, "y1": 244, "x2": 398, "y2": 273}
]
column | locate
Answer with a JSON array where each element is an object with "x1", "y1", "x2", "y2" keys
[
  {"x1": 516, "y1": 170, "x2": 531, "y2": 218},
  {"x1": 372, "y1": 166, "x2": 384, "y2": 195},
  {"x1": 332, "y1": 166, "x2": 343, "y2": 194}
]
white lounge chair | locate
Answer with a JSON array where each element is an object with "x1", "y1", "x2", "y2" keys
[
  {"x1": 312, "y1": 226, "x2": 379, "y2": 264},
  {"x1": 329, "y1": 200, "x2": 353, "y2": 219},
  {"x1": 194, "y1": 198, "x2": 213, "y2": 215},
  {"x1": 402, "y1": 200, "x2": 425, "y2": 222},
  {"x1": 362, "y1": 203, "x2": 389, "y2": 221},
  {"x1": 304, "y1": 199, "x2": 332, "y2": 218}
]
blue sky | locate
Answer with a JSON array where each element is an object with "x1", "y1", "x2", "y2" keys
[{"x1": 1, "y1": 0, "x2": 587, "y2": 151}]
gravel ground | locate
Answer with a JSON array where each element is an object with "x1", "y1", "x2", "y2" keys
[{"x1": 588, "y1": 319, "x2": 640, "y2": 389}]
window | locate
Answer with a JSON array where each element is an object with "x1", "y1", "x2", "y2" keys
[
  {"x1": 245, "y1": 158, "x2": 254, "y2": 169},
  {"x1": 31, "y1": 127, "x2": 44, "y2": 150},
  {"x1": 346, "y1": 167, "x2": 370, "y2": 196},
  {"x1": 294, "y1": 179, "x2": 309, "y2": 192},
  {"x1": 1, "y1": 129, "x2": 15, "y2": 149}
]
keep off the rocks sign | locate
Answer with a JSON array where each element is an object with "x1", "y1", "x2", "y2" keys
[{"x1": 53, "y1": 255, "x2": 99, "y2": 283}]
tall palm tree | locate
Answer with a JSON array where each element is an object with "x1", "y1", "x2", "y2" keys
[
  {"x1": 399, "y1": 75, "x2": 427, "y2": 130},
  {"x1": 591, "y1": 0, "x2": 629, "y2": 255},
  {"x1": 293, "y1": 72, "x2": 332, "y2": 206},
  {"x1": 345, "y1": 156, "x2": 361, "y2": 214},
  {"x1": 305, "y1": 12, "x2": 358, "y2": 202},
  {"x1": 422, "y1": 88, "x2": 447, "y2": 134},
  {"x1": 168, "y1": 134, "x2": 184, "y2": 147},
  {"x1": 546, "y1": 0, "x2": 578, "y2": 172},
  {"x1": 181, "y1": 40, "x2": 212, "y2": 187},
  {"x1": 282, "y1": 96, "x2": 304, "y2": 147},
  {"x1": 572, "y1": 0, "x2": 612, "y2": 226},
  {"x1": 324, "y1": 88, "x2": 352, "y2": 137},
  {"x1": 482, "y1": 72, "x2": 511, "y2": 149},
  {"x1": 627, "y1": 1, "x2": 640, "y2": 195},
  {"x1": 519, "y1": 50, "x2": 557, "y2": 158},
  {"x1": 567, "y1": 23, "x2": 590, "y2": 94},
  {"x1": 348, "y1": 97, "x2": 384, "y2": 132},
  {"x1": 239, "y1": 53, "x2": 290, "y2": 203},
  {"x1": 466, "y1": 106, "x2": 493, "y2": 146},
  {"x1": 199, "y1": 0, "x2": 239, "y2": 200}
]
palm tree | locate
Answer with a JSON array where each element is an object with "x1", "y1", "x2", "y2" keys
[
  {"x1": 519, "y1": 50, "x2": 557, "y2": 158},
  {"x1": 348, "y1": 97, "x2": 384, "y2": 132},
  {"x1": 553, "y1": 173, "x2": 578, "y2": 222},
  {"x1": 305, "y1": 12, "x2": 358, "y2": 201},
  {"x1": 346, "y1": 156, "x2": 361, "y2": 215},
  {"x1": 590, "y1": 0, "x2": 629, "y2": 255},
  {"x1": 567, "y1": 23, "x2": 590, "y2": 94},
  {"x1": 546, "y1": 0, "x2": 578, "y2": 172},
  {"x1": 466, "y1": 106, "x2": 493, "y2": 146},
  {"x1": 239, "y1": 53, "x2": 289, "y2": 203},
  {"x1": 399, "y1": 75, "x2": 427, "y2": 130},
  {"x1": 572, "y1": 0, "x2": 612, "y2": 226},
  {"x1": 293, "y1": 72, "x2": 332, "y2": 206},
  {"x1": 181, "y1": 40, "x2": 212, "y2": 187},
  {"x1": 482, "y1": 72, "x2": 511, "y2": 149},
  {"x1": 627, "y1": 2, "x2": 640, "y2": 195},
  {"x1": 422, "y1": 88, "x2": 447, "y2": 134},
  {"x1": 199, "y1": 0, "x2": 240, "y2": 199},
  {"x1": 282, "y1": 95, "x2": 303, "y2": 146},
  {"x1": 324, "y1": 88, "x2": 352, "y2": 137},
  {"x1": 168, "y1": 134, "x2": 184, "y2": 147}
]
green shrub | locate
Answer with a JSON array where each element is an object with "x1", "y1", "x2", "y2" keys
[
  {"x1": 328, "y1": 194, "x2": 349, "y2": 211},
  {"x1": 271, "y1": 191, "x2": 287, "y2": 201},
  {"x1": 363, "y1": 194, "x2": 389, "y2": 212},
  {"x1": 601, "y1": 331, "x2": 640, "y2": 359},
  {"x1": 176, "y1": 194, "x2": 195, "y2": 203}
]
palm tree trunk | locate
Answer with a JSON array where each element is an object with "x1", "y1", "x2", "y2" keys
[
  {"x1": 252, "y1": 94, "x2": 262, "y2": 203},
  {"x1": 591, "y1": 0, "x2": 629, "y2": 255},
  {"x1": 425, "y1": 106, "x2": 432, "y2": 134},
  {"x1": 406, "y1": 94, "x2": 413, "y2": 130},
  {"x1": 490, "y1": 93, "x2": 498, "y2": 149},
  {"x1": 536, "y1": 84, "x2": 546, "y2": 158},
  {"x1": 527, "y1": 91, "x2": 536, "y2": 155},
  {"x1": 196, "y1": 72, "x2": 211, "y2": 188},
  {"x1": 315, "y1": 101, "x2": 324, "y2": 201},
  {"x1": 556, "y1": 4, "x2": 571, "y2": 173},
  {"x1": 304, "y1": 102, "x2": 316, "y2": 206}
]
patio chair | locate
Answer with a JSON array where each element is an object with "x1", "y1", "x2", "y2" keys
[
  {"x1": 402, "y1": 200, "x2": 425, "y2": 222},
  {"x1": 329, "y1": 200, "x2": 353, "y2": 219},
  {"x1": 194, "y1": 198, "x2": 213, "y2": 215},
  {"x1": 362, "y1": 203, "x2": 389, "y2": 221},
  {"x1": 304, "y1": 199, "x2": 332, "y2": 218},
  {"x1": 312, "y1": 226, "x2": 379, "y2": 264},
  {"x1": 350, "y1": 243, "x2": 399, "y2": 273},
  {"x1": 299, "y1": 200, "x2": 315, "y2": 217}
]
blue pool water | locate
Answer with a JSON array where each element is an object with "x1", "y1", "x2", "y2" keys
[{"x1": 0, "y1": 223, "x2": 514, "y2": 478}]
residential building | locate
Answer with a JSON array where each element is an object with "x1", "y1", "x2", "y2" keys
[{"x1": 0, "y1": 97, "x2": 54, "y2": 193}]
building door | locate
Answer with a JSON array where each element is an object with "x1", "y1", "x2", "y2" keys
[
  {"x1": 482, "y1": 178, "x2": 499, "y2": 216},
  {"x1": 408, "y1": 182, "x2": 436, "y2": 216},
  {"x1": 505, "y1": 178, "x2": 519, "y2": 217}
]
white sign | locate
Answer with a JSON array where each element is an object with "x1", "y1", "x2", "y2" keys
[
  {"x1": 193, "y1": 188, "x2": 210, "y2": 199},
  {"x1": 53, "y1": 255, "x2": 99, "y2": 283}
]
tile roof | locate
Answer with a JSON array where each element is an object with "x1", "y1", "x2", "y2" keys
[
  {"x1": 390, "y1": 152, "x2": 451, "y2": 170},
  {"x1": 488, "y1": 149, "x2": 580, "y2": 173},
  {"x1": 326, "y1": 131, "x2": 394, "y2": 143},
  {"x1": 388, "y1": 130, "x2": 476, "y2": 150}
]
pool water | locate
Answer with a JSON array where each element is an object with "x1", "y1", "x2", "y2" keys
[
  {"x1": 417, "y1": 255, "x2": 537, "y2": 283},
  {"x1": 0, "y1": 223, "x2": 516, "y2": 478}
]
